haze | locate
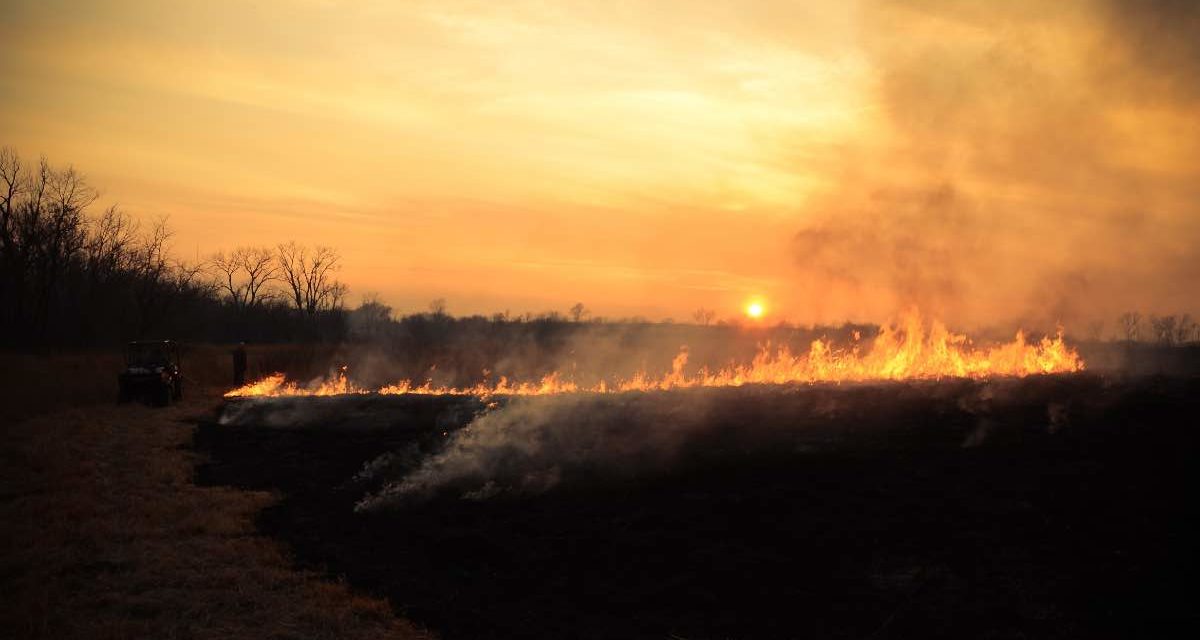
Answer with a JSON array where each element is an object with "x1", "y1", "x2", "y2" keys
[{"x1": 2, "y1": 0, "x2": 1196, "y2": 327}]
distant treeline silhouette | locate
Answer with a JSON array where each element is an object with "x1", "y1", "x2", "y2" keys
[
  {"x1": 3, "y1": 145, "x2": 1196, "y2": 362},
  {"x1": 0, "y1": 146, "x2": 348, "y2": 348}
]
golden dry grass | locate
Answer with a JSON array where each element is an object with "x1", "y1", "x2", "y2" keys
[
  {"x1": 0, "y1": 390, "x2": 430, "y2": 640},
  {"x1": 0, "y1": 343, "x2": 345, "y2": 424}
]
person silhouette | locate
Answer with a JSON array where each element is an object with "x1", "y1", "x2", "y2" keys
[{"x1": 232, "y1": 342, "x2": 247, "y2": 386}]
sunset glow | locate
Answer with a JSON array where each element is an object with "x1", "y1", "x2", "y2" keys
[
  {"x1": 6, "y1": 4, "x2": 1198, "y2": 636},
  {"x1": 2, "y1": 1, "x2": 1197, "y2": 326}
]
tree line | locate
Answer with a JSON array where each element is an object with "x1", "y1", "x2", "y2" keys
[
  {"x1": 0, "y1": 146, "x2": 348, "y2": 348},
  {"x1": 1112, "y1": 312, "x2": 1199, "y2": 346},
  {"x1": 5, "y1": 146, "x2": 1196, "y2": 352}
]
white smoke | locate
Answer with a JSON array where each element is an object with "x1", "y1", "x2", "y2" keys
[
  {"x1": 356, "y1": 391, "x2": 719, "y2": 509},
  {"x1": 355, "y1": 377, "x2": 1092, "y2": 511}
]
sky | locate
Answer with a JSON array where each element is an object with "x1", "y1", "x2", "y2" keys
[{"x1": 2, "y1": 0, "x2": 1197, "y2": 329}]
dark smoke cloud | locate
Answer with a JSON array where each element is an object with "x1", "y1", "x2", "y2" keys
[{"x1": 789, "y1": 0, "x2": 1200, "y2": 330}]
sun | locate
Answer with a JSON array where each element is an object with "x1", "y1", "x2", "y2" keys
[{"x1": 745, "y1": 301, "x2": 765, "y2": 319}]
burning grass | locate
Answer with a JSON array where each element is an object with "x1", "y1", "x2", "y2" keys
[{"x1": 225, "y1": 311, "x2": 1084, "y2": 399}]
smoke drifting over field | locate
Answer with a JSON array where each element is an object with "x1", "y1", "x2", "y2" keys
[
  {"x1": 790, "y1": 0, "x2": 1200, "y2": 328},
  {"x1": 356, "y1": 393, "x2": 720, "y2": 507},
  {"x1": 202, "y1": 363, "x2": 1200, "y2": 640},
  {"x1": 348, "y1": 377, "x2": 1097, "y2": 510}
]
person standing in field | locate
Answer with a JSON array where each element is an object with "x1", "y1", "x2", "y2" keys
[{"x1": 232, "y1": 342, "x2": 247, "y2": 386}]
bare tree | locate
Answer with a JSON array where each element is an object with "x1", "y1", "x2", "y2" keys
[
  {"x1": 86, "y1": 206, "x2": 138, "y2": 280},
  {"x1": 276, "y1": 241, "x2": 304, "y2": 312},
  {"x1": 211, "y1": 250, "x2": 245, "y2": 309},
  {"x1": 428, "y1": 297, "x2": 447, "y2": 317},
  {"x1": 172, "y1": 257, "x2": 211, "y2": 296},
  {"x1": 1149, "y1": 314, "x2": 1178, "y2": 346},
  {"x1": 277, "y1": 242, "x2": 346, "y2": 317},
  {"x1": 0, "y1": 145, "x2": 358, "y2": 346},
  {"x1": 130, "y1": 217, "x2": 174, "y2": 336},
  {"x1": 569, "y1": 302, "x2": 588, "y2": 322},
  {"x1": 349, "y1": 292, "x2": 393, "y2": 340},
  {"x1": 693, "y1": 307, "x2": 716, "y2": 326},
  {"x1": 77, "y1": 206, "x2": 139, "y2": 340},
  {"x1": 210, "y1": 246, "x2": 278, "y2": 310},
  {"x1": 0, "y1": 146, "x2": 23, "y2": 257},
  {"x1": 1118, "y1": 311, "x2": 1141, "y2": 342},
  {"x1": 1174, "y1": 314, "x2": 1195, "y2": 345},
  {"x1": 305, "y1": 246, "x2": 345, "y2": 314},
  {"x1": 237, "y1": 246, "x2": 278, "y2": 308},
  {"x1": 329, "y1": 280, "x2": 348, "y2": 311},
  {"x1": 14, "y1": 157, "x2": 96, "y2": 338},
  {"x1": 0, "y1": 147, "x2": 25, "y2": 325},
  {"x1": 0, "y1": 147, "x2": 190, "y2": 342}
]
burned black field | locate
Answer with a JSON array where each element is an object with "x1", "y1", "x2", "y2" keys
[{"x1": 196, "y1": 375, "x2": 1199, "y2": 639}]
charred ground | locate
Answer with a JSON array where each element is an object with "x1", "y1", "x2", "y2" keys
[{"x1": 197, "y1": 374, "x2": 1199, "y2": 639}]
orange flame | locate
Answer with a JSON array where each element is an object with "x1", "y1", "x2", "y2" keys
[{"x1": 224, "y1": 311, "x2": 1084, "y2": 399}]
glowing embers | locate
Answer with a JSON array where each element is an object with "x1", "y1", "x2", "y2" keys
[{"x1": 224, "y1": 310, "x2": 1084, "y2": 399}]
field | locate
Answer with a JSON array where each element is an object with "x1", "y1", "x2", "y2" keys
[
  {"x1": 3, "y1": 343, "x2": 1198, "y2": 639},
  {"x1": 0, "y1": 349, "x2": 428, "y2": 640},
  {"x1": 7, "y1": 2, "x2": 1200, "y2": 637},
  {"x1": 197, "y1": 373, "x2": 1200, "y2": 639}
]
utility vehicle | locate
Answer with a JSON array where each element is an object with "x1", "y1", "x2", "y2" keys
[{"x1": 118, "y1": 340, "x2": 183, "y2": 406}]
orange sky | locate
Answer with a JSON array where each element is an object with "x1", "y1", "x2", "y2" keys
[{"x1": 2, "y1": 1, "x2": 1197, "y2": 327}]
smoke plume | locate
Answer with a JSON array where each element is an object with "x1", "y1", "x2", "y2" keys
[{"x1": 790, "y1": 0, "x2": 1200, "y2": 329}]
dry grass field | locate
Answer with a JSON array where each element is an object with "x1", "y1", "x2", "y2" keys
[
  {"x1": 0, "y1": 348, "x2": 428, "y2": 640},
  {"x1": 202, "y1": 375, "x2": 1199, "y2": 639},
  {"x1": 6, "y1": 345, "x2": 1199, "y2": 639},
  {"x1": 0, "y1": 344, "x2": 343, "y2": 425}
]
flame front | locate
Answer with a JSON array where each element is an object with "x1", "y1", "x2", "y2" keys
[{"x1": 224, "y1": 312, "x2": 1084, "y2": 399}]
